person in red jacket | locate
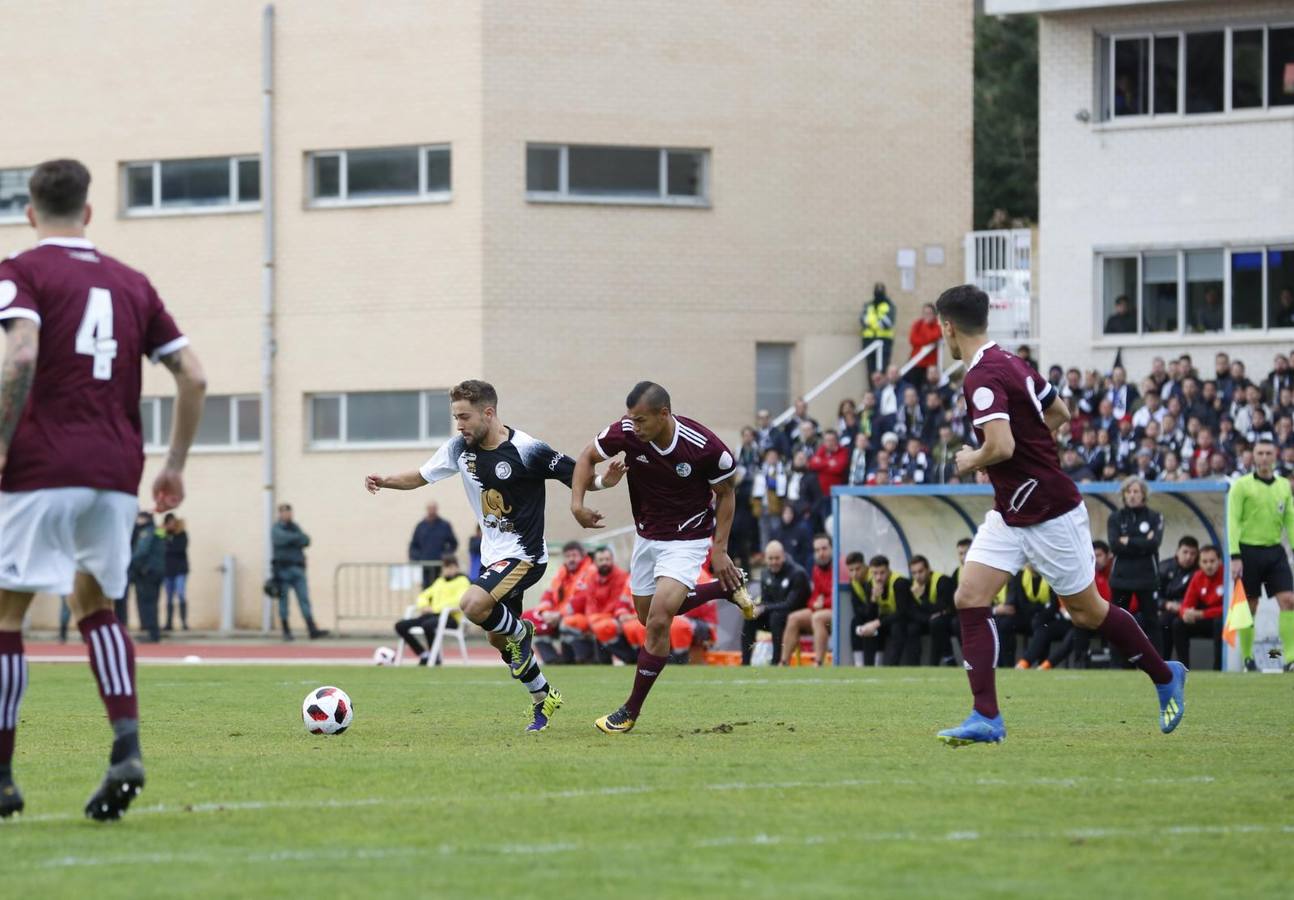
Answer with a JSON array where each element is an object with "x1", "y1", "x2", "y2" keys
[
  {"x1": 1173, "y1": 544, "x2": 1224, "y2": 670},
  {"x1": 563, "y1": 547, "x2": 633, "y2": 663},
  {"x1": 807, "y1": 430, "x2": 850, "y2": 507},
  {"x1": 906, "y1": 303, "x2": 943, "y2": 388},
  {"x1": 779, "y1": 534, "x2": 835, "y2": 665},
  {"x1": 522, "y1": 541, "x2": 595, "y2": 662},
  {"x1": 1068, "y1": 540, "x2": 1113, "y2": 667}
]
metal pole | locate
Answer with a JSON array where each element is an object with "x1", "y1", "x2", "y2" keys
[{"x1": 260, "y1": 4, "x2": 276, "y2": 633}]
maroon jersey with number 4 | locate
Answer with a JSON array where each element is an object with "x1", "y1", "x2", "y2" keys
[
  {"x1": 594, "y1": 414, "x2": 737, "y2": 541},
  {"x1": 963, "y1": 341, "x2": 1081, "y2": 527},
  {"x1": 0, "y1": 238, "x2": 187, "y2": 495}
]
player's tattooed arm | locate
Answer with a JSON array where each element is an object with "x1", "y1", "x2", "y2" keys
[{"x1": 0, "y1": 319, "x2": 39, "y2": 467}]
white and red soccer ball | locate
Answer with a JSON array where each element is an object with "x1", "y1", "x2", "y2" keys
[
  {"x1": 373, "y1": 646, "x2": 396, "y2": 666},
  {"x1": 302, "y1": 686, "x2": 353, "y2": 735}
]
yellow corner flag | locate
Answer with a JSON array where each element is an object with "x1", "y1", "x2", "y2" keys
[{"x1": 1222, "y1": 578, "x2": 1254, "y2": 647}]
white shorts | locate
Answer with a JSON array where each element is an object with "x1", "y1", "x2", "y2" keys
[
  {"x1": 0, "y1": 488, "x2": 136, "y2": 598},
  {"x1": 965, "y1": 504, "x2": 1096, "y2": 598},
  {"x1": 629, "y1": 536, "x2": 712, "y2": 597}
]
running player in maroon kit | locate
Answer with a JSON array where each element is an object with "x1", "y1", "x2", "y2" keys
[
  {"x1": 0, "y1": 160, "x2": 206, "y2": 818},
  {"x1": 933, "y1": 285, "x2": 1186, "y2": 745},
  {"x1": 570, "y1": 382, "x2": 754, "y2": 733}
]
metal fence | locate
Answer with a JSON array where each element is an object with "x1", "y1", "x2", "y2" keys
[
  {"x1": 333, "y1": 559, "x2": 442, "y2": 632},
  {"x1": 964, "y1": 228, "x2": 1035, "y2": 344}
]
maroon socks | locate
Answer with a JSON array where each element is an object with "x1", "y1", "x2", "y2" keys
[
  {"x1": 1097, "y1": 603, "x2": 1173, "y2": 685},
  {"x1": 677, "y1": 581, "x2": 730, "y2": 616},
  {"x1": 958, "y1": 607, "x2": 1000, "y2": 718},
  {"x1": 624, "y1": 648, "x2": 668, "y2": 718},
  {"x1": 79, "y1": 609, "x2": 139, "y2": 721},
  {"x1": 0, "y1": 631, "x2": 26, "y2": 772}
]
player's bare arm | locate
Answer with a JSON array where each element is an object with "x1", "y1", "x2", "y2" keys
[
  {"x1": 708, "y1": 476, "x2": 742, "y2": 590},
  {"x1": 570, "y1": 441, "x2": 609, "y2": 528},
  {"x1": 1042, "y1": 394, "x2": 1070, "y2": 438},
  {"x1": 0, "y1": 318, "x2": 39, "y2": 474},
  {"x1": 365, "y1": 470, "x2": 428, "y2": 493},
  {"x1": 153, "y1": 346, "x2": 207, "y2": 512},
  {"x1": 955, "y1": 419, "x2": 1015, "y2": 476}
]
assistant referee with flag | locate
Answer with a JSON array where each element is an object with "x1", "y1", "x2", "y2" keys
[{"x1": 1227, "y1": 439, "x2": 1294, "y2": 672}]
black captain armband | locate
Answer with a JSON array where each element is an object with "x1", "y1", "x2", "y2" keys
[{"x1": 1037, "y1": 382, "x2": 1057, "y2": 408}]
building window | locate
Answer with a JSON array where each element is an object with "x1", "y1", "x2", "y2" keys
[
  {"x1": 0, "y1": 167, "x2": 32, "y2": 223},
  {"x1": 307, "y1": 145, "x2": 450, "y2": 206},
  {"x1": 525, "y1": 144, "x2": 708, "y2": 205},
  {"x1": 123, "y1": 157, "x2": 261, "y2": 215},
  {"x1": 755, "y1": 343, "x2": 793, "y2": 417},
  {"x1": 142, "y1": 395, "x2": 260, "y2": 451},
  {"x1": 1098, "y1": 244, "x2": 1294, "y2": 338},
  {"x1": 307, "y1": 390, "x2": 451, "y2": 448},
  {"x1": 1100, "y1": 25, "x2": 1294, "y2": 121}
]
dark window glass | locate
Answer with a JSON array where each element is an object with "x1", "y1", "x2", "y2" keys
[
  {"x1": 313, "y1": 155, "x2": 340, "y2": 198},
  {"x1": 1185, "y1": 31, "x2": 1225, "y2": 114},
  {"x1": 1230, "y1": 251, "x2": 1264, "y2": 330},
  {"x1": 1269, "y1": 27, "x2": 1294, "y2": 107},
  {"x1": 526, "y1": 146, "x2": 560, "y2": 192},
  {"x1": 1153, "y1": 35, "x2": 1179, "y2": 113},
  {"x1": 346, "y1": 147, "x2": 419, "y2": 198},
  {"x1": 567, "y1": 146, "x2": 659, "y2": 197},
  {"x1": 425, "y1": 148, "x2": 450, "y2": 193},
  {"x1": 1269, "y1": 249, "x2": 1294, "y2": 328},
  {"x1": 666, "y1": 151, "x2": 703, "y2": 197},
  {"x1": 1232, "y1": 29, "x2": 1265, "y2": 109},
  {"x1": 159, "y1": 158, "x2": 231, "y2": 207},
  {"x1": 238, "y1": 158, "x2": 260, "y2": 203},
  {"x1": 1113, "y1": 38, "x2": 1149, "y2": 116}
]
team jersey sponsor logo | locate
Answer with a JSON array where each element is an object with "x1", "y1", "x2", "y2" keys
[
  {"x1": 489, "y1": 560, "x2": 511, "y2": 573},
  {"x1": 675, "y1": 462, "x2": 692, "y2": 477},
  {"x1": 495, "y1": 461, "x2": 512, "y2": 480},
  {"x1": 636, "y1": 454, "x2": 650, "y2": 463},
  {"x1": 549, "y1": 453, "x2": 561, "y2": 471}
]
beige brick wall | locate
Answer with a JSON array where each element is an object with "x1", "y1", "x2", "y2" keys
[{"x1": 1, "y1": 0, "x2": 970, "y2": 629}]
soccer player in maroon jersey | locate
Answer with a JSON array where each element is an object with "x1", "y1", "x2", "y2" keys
[
  {"x1": 570, "y1": 381, "x2": 754, "y2": 733},
  {"x1": 933, "y1": 285, "x2": 1185, "y2": 746},
  {"x1": 0, "y1": 160, "x2": 206, "y2": 818}
]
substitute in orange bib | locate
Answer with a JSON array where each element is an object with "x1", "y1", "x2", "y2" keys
[{"x1": 562, "y1": 546, "x2": 632, "y2": 663}]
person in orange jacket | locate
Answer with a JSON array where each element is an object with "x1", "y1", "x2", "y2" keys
[
  {"x1": 621, "y1": 555, "x2": 719, "y2": 664},
  {"x1": 522, "y1": 541, "x2": 595, "y2": 663},
  {"x1": 562, "y1": 546, "x2": 633, "y2": 663}
]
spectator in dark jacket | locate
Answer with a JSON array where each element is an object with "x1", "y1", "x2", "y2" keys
[
  {"x1": 130, "y1": 514, "x2": 166, "y2": 643},
  {"x1": 162, "y1": 513, "x2": 190, "y2": 631},
  {"x1": 741, "y1": 541, "x2": 810, "y2": 665},
  {"x1": 1157, "y1": 535, "x2": 1199, "y2": 655},
  {"x1": 1107, "y1": 476, "x2": 1165, "y2": 661},
  {"x1": 847, "y1": 553, "x2": 912, "y2": 666},
  {"x1": 272, "y1": 503, "x2": 328, "y2": 641},
  {"x1": 409, "y1": 502, "x2": 458, "y2": 588},
  {"x1": 770, "y1": 505, "x2": 814, "y2": 572},
  {"x1": 115, "y1": 511, "x2": 154, "y2": 627}
]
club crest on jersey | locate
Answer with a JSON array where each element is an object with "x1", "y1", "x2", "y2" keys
[
  {"x1": 675, "y1": 462, "x2": 692, "y2": 478},
  {"x1": 495, "y1": 461, "x2": 512, "y2": 480}
]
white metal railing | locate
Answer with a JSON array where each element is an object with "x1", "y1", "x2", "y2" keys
[
  {"x1": 772, "y1": 340, "x2": 884, "y2": 427},
  {"x1": 965, "y1": 228, "x2": 1034, "y2": 342}
]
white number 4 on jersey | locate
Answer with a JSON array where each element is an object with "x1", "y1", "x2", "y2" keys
[{"x1": 76, "y1": 287, "x2": 118, "y2": 380}]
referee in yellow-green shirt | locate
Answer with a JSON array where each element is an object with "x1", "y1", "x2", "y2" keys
[{"x1": 1227, "y1": 439, "x2": 1294, "y2": 671}]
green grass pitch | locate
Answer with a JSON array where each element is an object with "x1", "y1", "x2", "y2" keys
[{"x1": 3, "y1": 664, "x2": 1290, "y2": 899}]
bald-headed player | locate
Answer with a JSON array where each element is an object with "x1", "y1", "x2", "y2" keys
[
  {"x1": 571, "y1": 381, "x2": 754, "y2": 733},
  {"x1": 934, "y1": 285, "x2": 1186, "y2": 745}
]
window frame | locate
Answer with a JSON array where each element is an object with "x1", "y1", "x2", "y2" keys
[
  {"x1": 142, "y1": 394, "x2": 261, "y2": 453},
  {"x1": 1095, "y1": 241, "x2": 1294, "y2": 343},
  {"x1": 1097, "y1": 22, "x2": 1294, "y2": 126},
  {"x1": 305, "y1": 144, "x2": 452, "y2": 209},
  {"x1": 525, "y1": 144, "x2": 710, "y2": 207},
  {"x1": 121, "y1": 156, "x2": 262, "y2": 217},
  {"x1": 306, "y1": 389, "x2": 452, "y2": 450},
  {"x1": 0, "y1": 165, "x2": 33, "y2": 224}
]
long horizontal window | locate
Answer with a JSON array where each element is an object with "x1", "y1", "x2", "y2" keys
[
  {"x1": 124, "y1": 157, "x2": 260, "y2": 214},
  {"x1": 526, "y1": 144, "x2": 708, "y2": 205},
  {"x1": 142, "y1": 395, "x2": 261, "y2": 451},
  {"x1": 307, "y1": 145, "x2": 450, "y2": 206},
  {"x1": 0, "y1": 166, "x2": 32, "y2": 223},
  {"x1": 1100, "y1": 24, "x2": 1294, "y2": 121},
  {"x1": 1099, "y1": 244, "x2": 1294, "y2": 337},
  {"x1": 307, "y1": 390, "x2": 451, "y2": 448}
]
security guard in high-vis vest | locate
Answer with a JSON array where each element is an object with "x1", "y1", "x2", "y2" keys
[
  {"x1": 906, "y1": 555, "x2": 955, "y2": 666},
  {"x1": 859, "y1": 282, "x2": 895, "y2": 381},
  {"x1": 993, "y1": 565, "x2": 1052, "y2": 667},
  {"x1": 845, "y1": 552, "x2": 913, "y2": 666}
]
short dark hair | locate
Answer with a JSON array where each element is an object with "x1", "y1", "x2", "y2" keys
[
  {"x1": 29, "y1": 159, "x2": 91, "y2": 220},
  {"x1": 450, "y1": 380, "x2": 498, "y2": 410},
  {"x1": 845, "y1": 551, "x2": 866, "y2": 566},
  {"x1": 626, "y1": 381, "x2": 671, "y2": 411},
  {"x1": 868, "y1": 554, "x2": 889, "y2": 568},
  {"x1": 561, "y1": 540, "x2": 584, "y2": 554},
  {"x1": 957, "y1": 538, "x2": 972, "y2": 549},
  {"x1": 909, "y1": 554, "x2": 929, "y2": 568},
  {"x1": 1199, "y1": 544, "x2": 1220, "y2": 557},
  {"x1": 1093, "y1": 540, "x2": 1111, "y2": 554},
  {"x1": 813, "y1": 533, "x2": 832, "y2": 546},
  {"x1": 1177, "y1": 535, "x2": 1199, "y2": 550},
  {"x1": 935, "y1": 284, "x2": 990, "y2": 334},
  {"x1": 278, "y1": 503, "x2": 292, "y2": 512}
]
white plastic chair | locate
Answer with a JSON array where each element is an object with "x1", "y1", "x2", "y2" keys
[{"x1": 394, "y1": 604, "x2": 469, "y2": 666}]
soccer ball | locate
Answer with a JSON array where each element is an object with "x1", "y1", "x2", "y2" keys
[
  {"x1": 373, "y1": 646, "x2": 396, "y2": 666},
  {"x1": 302, "y1": 686, "x2": 353, "y2": 735}
]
